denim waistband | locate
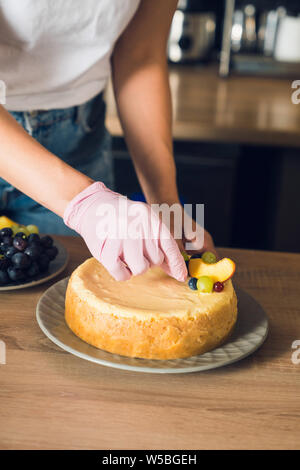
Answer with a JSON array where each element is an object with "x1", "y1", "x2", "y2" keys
[
  {"x1": 1, "y1": 91, "x2": 110, "y2": 211},
  {"x1": 9, "y1": 92, "x2": 105, "y2": 135}
]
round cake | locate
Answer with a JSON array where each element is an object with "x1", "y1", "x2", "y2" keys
[{"x1": 65, "y1": 258, "x2": 238, "y2": 359}]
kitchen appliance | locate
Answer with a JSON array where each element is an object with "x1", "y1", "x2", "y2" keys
[
  {"x1": 258, "y1": 8, "x2": 286, "y2": 56},
  {"x1": 242, "y1": 4, "x2": 257, "y2": 51},
  {"x1": 168, "y1": 0, "x2": 217, "y2": 63},
  {"x1": 220, "y1": 0, "x2": 300, "y2": 77},
  {"x1": 275, "y1": 14, "x2": 300, "y2": 62},
  {"x1": 231, "y1": 9, "x2": 244, "y2": 53}
]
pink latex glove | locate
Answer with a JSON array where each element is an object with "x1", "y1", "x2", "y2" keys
[{"x1": 64, "y1": 182, "x2": 187, "y2": 282}]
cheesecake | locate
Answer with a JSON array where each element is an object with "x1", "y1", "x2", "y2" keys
[{"x1": 65, "y1": 258, "x2": 238, "y2": 359}]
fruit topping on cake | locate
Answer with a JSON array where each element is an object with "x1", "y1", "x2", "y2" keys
[
  {"x1": 188, "y1": 277, "x2": 198, "y2": 290},
  {"x1": 197, "y1": 275, "x2": 214, "y2": 293},
  {"x1": 213, "y1": 281, "x2": 225, "y2": 292},
  {"x1": 182, "y1": 251, "x2": 236, "y2": 293},
  {"x1": 189, "y1": 256, "x2": 235, "y2": 283}
]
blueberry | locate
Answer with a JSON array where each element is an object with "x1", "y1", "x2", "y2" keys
[
  {"x1": 7, "y1": 266, "x2": 25, "y2": 282},
  {"x1": 13, "y1": 237, "x2": 28, "y2": 252},
  {"x1": 0, "y1": 257, "x2": 10, "y2": 270},
  {"x1": 24, "y1": 245, "x2": 41, "y2": 260},
  {"x1": 28, "y1": 233, "x2": 41, "y2": 245},
  {"x1": 27, "y1": 262, "x2": 40, "y2": 277},
  {"x1": 38, "y1": 253, "x2": 50, "y2": 272},
  {"x1": 190, "y1": 253, "x2": 202, "y2": 259},
  {"x1": 45, "y1": 246, "x2": 58, "y2": 261},
  {"x1": 5, "y1": 246, "x2": 18, "y2": 259},
  {"x1": 188, "y1": 277, "x2": 198, "y2": 290},
  {"x1": 0, "y1": 269, "x2": 9, "y2": 285},
  {"x1": 0, "y1": 227, "x2": 13, "y2": 238},
  {"x1": 11, "y1": 252, "x2": 31, "y2": 269},
  {"x1": 40, "y1": 235, "x2": 53, "y2": 249}
]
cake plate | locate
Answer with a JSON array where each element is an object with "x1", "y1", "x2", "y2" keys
[{"x1": 36, "y1": 278, "x2": 268, "y2": 374}]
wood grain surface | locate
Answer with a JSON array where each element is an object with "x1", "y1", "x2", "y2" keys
[
  {"x1": 0, "y1": 236, "x2": 299, "y2": 450},
  {"x1": 106, "y1": 65, "x2": 300, "y2": 147}
]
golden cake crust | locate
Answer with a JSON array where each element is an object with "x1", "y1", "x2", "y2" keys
[{"x1": 65, "y1": 258, "x2": 238, "y2": 359}]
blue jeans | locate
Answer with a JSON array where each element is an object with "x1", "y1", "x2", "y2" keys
[{"x1": 0, "y1": 93, "x2": 114, "y2": 235}]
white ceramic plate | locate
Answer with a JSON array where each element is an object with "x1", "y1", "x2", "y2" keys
[
  {"x1": 36, "y1": 278, "x2": 268, "y2": 374},
  {"x1": 0, "y1": 239, "x2": 68, "y2": 291}
]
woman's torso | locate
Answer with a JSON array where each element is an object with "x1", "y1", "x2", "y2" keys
[{"x1": 0, "y1": 0, "x2": 140, "y2": 111}]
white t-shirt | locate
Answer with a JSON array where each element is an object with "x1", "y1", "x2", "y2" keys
[{"x1": 0, "y1": 0, "x2": 140, "y2": 111}]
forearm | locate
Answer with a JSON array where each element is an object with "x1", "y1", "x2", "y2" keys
[
  {"x1": 0, "y1": 105, "x2": 93, "y2": 217},
  {"x1": 112, "y1": 57, "x2": 179, "y2": 206},
  {"x1": 113, "y1": 60, "x2": 179, "y2": 206}
]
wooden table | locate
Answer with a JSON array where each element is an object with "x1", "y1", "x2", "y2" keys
[
  {"x1": 0, "y1": 236, "x2": 299, "y2": 450},
  {"x1": 106, "y1": 65, "x2": 300, "y2": 147}
]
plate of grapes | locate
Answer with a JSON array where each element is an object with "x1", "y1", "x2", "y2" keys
[{"x1": 0, "y1": 216, "x2": 68, "y2": 291}]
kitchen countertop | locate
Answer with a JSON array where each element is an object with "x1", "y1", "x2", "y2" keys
[
  {"x1": 0, "y1": 236, "x2": 300, "y2": 450},
  {"x1": 106, "y1": 65, "x2": 300, "y2": 147}
]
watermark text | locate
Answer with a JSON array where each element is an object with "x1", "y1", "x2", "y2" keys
[
  {"x1": 291, "y1": 340, "x2": 300, "y2": 365},
  {"x1": 0, "y1": 80, "x2": 6, "y2": 104},
  {"x1": 0, "y1": 340, "x2": 6, "y2": 365}
]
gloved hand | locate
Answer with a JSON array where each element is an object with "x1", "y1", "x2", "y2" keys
[{"x1": 64, "y1": 182, "x2": 187, "y2": 282}]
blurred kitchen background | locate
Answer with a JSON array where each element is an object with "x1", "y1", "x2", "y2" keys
[{"x1": 106, "y1": 0, "x2": 300, "y2": 253}]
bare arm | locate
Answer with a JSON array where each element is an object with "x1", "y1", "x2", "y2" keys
[
  {"x1": 111, "y1": 0, "x2": 179, "y2": 206},
  {"x1": 0, "y1": 105, "x2": 92, "y2": 216},
  {"x1": 112, "y1": 0, "x2": 216, "y2": 253}
]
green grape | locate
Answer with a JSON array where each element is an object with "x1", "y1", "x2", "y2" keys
[
  {"x1": 26, "y1": 224, "x2": 39, "y2": 235},
  {"x1": 11, "y1": 225, "x2": 21, "y2": 236},
  {"x1": 197, "y1": 276, "x2": 214, "y2": 293},
  {"x1": 181, "y1": 251, "x2": 190, "y2": 261},
  {"x1": 17, "y1": 226, "x2": 30, "y2": 236},
  {"x1": 201, "y1": 251, "x2": 217, "y2": 264}
]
